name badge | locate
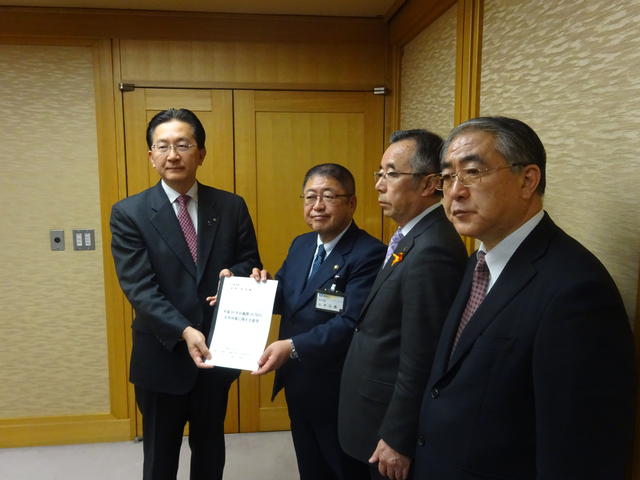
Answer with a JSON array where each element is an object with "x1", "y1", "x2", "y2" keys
[{"x1": 315, "y1": 291, "x2": 345, "y2": 313}]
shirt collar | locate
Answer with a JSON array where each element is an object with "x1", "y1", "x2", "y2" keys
[
  {"x1": 316, "y1": 221, "x2": 352, "y2": 257},
  {"x1": 480, "y1": 209, "x2": 544, "y2": 291},
  {"x1": 400, "y1": 202, "x2": 441, "y2": 236},
  {"x1": 161, "y1": 180, "x2": 198, "y2": 205}
]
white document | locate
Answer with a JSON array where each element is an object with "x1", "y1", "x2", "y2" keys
[{"x1": 205, "y1": 276, "x2": 278, "y2": 371}]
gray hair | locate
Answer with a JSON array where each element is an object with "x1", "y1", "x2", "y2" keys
[{"x1": 442, "y1": 116, "x2": 546, "y2": 194}]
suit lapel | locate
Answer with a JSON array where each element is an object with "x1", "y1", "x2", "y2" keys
[
  {"x1": 288, "y1": 234, "x2": 317, "y2": 310},
  {"x1": 148, "y1": 182, "x2": 197, "y2": 278},
  {"x1": 293, "y1": 223, "x2": 358, "y2": 314},
  {"x1": 197, "y1": 184, "x2": 221, "y2": 284},
  {"x1": 446, "y1": 213, "x2": 556, "y2": 369},
  {"x1": 359, "y1": 207, "x2": 445, "y2": 317},
  {"x1": 430, "y1": 259, "x2": 475, "y2": 378}
]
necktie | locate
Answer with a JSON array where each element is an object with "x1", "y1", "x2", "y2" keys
[
  {"x1": 308, "y1": 244, "x2": 326, "y2": 279},
  {"x1": 176, "y1": 194, "x2": 198, "y2": 264},
  {"x1": 451, "y1": 251, "x2": 489, "y2": 354},
  {"x1": 384, "y1": 228, "x2": 404, "y2": 266}
]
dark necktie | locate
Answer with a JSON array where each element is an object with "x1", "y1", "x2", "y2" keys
[
  {"x1": 384, "y1": 228, "x2": 404, "y2": 266},
  {"x1": 176, "y1": 194, "x2": 198, "y2": 264},
  {"x1": 451, "y1": 251, "x2": 489, "y2": 354},
  {"x1": 308, "y1": 244, "x2": 326, "y2": 279}
]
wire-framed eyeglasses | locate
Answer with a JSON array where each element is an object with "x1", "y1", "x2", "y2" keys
[
  {"x1": 373, "y1": 171, "x2": 428, "y2": 182},
  {"x1": 151, "y1": 143, "x2": 196, "y2": 155},
  {"x1": 435, "y1": 163, "x2": 528, "y2": 191},
  {"x1": 300, "y1": 193, "x2": 353, "y2": 206}
]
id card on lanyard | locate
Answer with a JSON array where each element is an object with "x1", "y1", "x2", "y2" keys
[{"x1": 314, "y1": 274, "x2": 346, "y2": 313}]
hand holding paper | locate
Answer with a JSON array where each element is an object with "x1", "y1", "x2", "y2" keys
[
  {"x1": 205, "y1": 276, "x2": 278, "y2": 371},
  {"x1": 252, "y1": 339, "x2": 292, "y2": 375},
  {"x1": 182, "y1": 326, "x2": 214, "y2": 369}
]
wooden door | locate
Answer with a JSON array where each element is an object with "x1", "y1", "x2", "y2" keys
[
  {"x1": 234, "y1": 90, "x2": 385, "y2": 431},
  {"x1": 121, "y1": 87, "x2": 238, "y2": 435}
]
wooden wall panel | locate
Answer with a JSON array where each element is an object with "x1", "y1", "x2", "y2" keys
[
  {"x1": 0, "y1": 7, "x2": 386, "y2": 44},
  {"x1": 119, "y1": 40, "x2": 385, "y2": 89},
  {"x1": 1, "y1": 7, "x2": 387, "y2": 90}
]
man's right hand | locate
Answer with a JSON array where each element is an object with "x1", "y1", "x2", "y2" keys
[
  {"x1": 251, "y1": 339, "x2": 292, "y2": 375},
  {"x1": 182, "y1": 326, "x2": 214, "y2": 368}
]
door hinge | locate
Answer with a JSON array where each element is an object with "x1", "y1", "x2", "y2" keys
[
  {"x1": 373, "y1": 86, "x2": 388, "y2": 96},
  {"x1": 119, "y1": 82, "x2": 136, "y2": 92}
]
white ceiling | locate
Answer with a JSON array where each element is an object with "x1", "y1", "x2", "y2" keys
[{"x1": 0, "y1": 0, "x2": 402, "y2": 17}]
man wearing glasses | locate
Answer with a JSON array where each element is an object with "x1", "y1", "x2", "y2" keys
[
  {"x1": 110, "y1": 108, "x2": 261, "y2": 480},
  {"x1": 251, "y1": 163, "x2": 385, "y2": 480},
  {"x1": 414, "y1": 117, "x2": 635, "y2": 479},
  {"x1": 338, "y1": 130, "x2": 467, "y2": 480}
]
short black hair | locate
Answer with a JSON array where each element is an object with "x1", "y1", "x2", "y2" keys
[
  {"x1": 389, "y1": 129, "x2": 443, "y2": 175},
  {"x1": 443, "y1": 116, "x2": 546, "y2": 194},
  {"x1": 302, "y1": 163, "x2": 355, "y2": 195},
  {"x1": 146, "y1": 108, "x2": 206, "y2": 149}
]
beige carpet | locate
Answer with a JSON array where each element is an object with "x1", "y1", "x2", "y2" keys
[{"x1": 0, "y1": 431, "x2": 298, "y2": 480}]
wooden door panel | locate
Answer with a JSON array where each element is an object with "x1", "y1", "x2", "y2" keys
[
  {"x1": 122, "y1": 87, "x2": 238, "y2": 436},
  {"x1": 235, "y1": 90, "x2": 384, "y2": 432}
]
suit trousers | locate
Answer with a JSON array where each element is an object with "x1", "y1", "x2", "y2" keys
[
  {"x1": 285, "y1": 388, "x2": 369, "y2": 480},
  {"x1": 135, "y1": 368, "x2": 237, "y2": 480}
]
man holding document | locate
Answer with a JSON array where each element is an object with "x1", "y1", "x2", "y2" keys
[
  {"x1": 110, "y1": 108, "x2": 261, "y2": 480},
  {"x1": 252, "y1": 163, "x2": 386, "y2": 480}
]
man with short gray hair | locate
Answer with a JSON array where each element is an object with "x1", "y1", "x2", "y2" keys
[{"x1": 414, "y1": 116, "x2": 635, "y2": 479}]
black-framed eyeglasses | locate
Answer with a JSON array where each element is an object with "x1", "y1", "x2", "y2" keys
[
  {"x1": 300, "y1": 193, "x2": 353, "y2": 206},
  {"x1": 151, "y1": 143, "x2": 196, "y2": 155},
  {"x1": 435, "y1": 163, "x2": 527, "y2": 191},
  {"x1": 373, "y1": 171, "x2": 428, "y2": 182}
]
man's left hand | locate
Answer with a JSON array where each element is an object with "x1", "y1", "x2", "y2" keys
[
  {"x1": 206, "y1": 269, "x2": 235, "y2": 306},
  {"x1": 368, "y1": 438, "x2": 411, "y2": 480}
]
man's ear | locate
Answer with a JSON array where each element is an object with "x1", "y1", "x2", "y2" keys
[
  {"x1": 421, "y1": 174, "x2": 438, "y2": 197},
  {"x1": 521, "y1": 164, "x2": 541, "y2": 199},
  {"x1": 198, "y1": 148, "x2": 206, "y2": 166},
  {"x1": 349, "y1": 194, "x2": 357, "y2": 211}
]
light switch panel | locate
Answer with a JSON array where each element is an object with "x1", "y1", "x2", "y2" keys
[{"x1": 50, "y1": 230, "x2": 65, "y2": 251}]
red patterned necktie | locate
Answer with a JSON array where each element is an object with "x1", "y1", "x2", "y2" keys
[
  {"x1": 176, "y1": 194, "x2": 198, "y2": 264},
  {"x1": 451, "y1": 251, "x2": 489, "y2": 354}
]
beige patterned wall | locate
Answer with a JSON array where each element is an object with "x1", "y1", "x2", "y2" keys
[
  {"x1": 480, "y1": 0, "x2": 640, "y2": 319},
  {"x1": 400, "y1": 4, "x2": 457, "y2": 137},
  {"x1": 0, "y1": 45, "x2": 110, "y2": 417}
]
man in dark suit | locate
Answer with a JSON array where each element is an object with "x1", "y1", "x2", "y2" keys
[
  {"x1": 251, "y1": 163, "x2": 386, "y2": 480},
  {"x1": 338, "y1": 130, "x2": 468, "y2": 480},
  {"x1": 110, "y1": 108, "x2": 261, "y2": 480},
  {"x1": 414, "y1": 116, "x2": 636, "y2": 479}
]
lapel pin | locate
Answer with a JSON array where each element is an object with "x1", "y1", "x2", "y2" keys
[{"x1": 207, "y1": 218, "x2": 217, "y2": 226}]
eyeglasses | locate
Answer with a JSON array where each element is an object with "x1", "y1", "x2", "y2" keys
[
  {"x1": 151, "y1": 143, "x2": 196, "y2": 155},
  {"x1": 435, "y1": 163, "x2": 527, "y2": 191},
  {"x1": 374, "y1": 171, "x2": 427, "y2": 182},
  {"x1": 300, "y1": 193, "x2": 353, "y2": 206}
]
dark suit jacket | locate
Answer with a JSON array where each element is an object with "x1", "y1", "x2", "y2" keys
[
  {"x1": 414, "y1": 213, "x2": 636, "y2": 479},
  {"x1": 338, "y1": 205, "x2": 468, "y2": 461},
  {"x1": 272, "y1": 222, "x2": 386, "y2": 412},
  {"x1": 110, "y1": 181, "x2": 261, "y2": 395}
]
